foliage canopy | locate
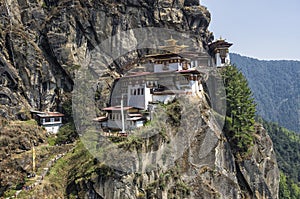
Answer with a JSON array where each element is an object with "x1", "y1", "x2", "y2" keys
[{"x1": 221, "y1": 65, "x2": 256, "y2": 158}]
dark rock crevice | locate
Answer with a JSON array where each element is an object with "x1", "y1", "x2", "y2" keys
[{"x1": 235, "y1": 161, "x2": 254, "y2": 198}]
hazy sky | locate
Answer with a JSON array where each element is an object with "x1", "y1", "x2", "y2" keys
[{"x1": 201, "y1": 0, "x2": 300, "y2": 60}]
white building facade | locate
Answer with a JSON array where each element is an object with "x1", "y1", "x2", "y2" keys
[
  {"x1": 100, "y1": 37, "x2": 232, "y2": 131},
  {"x1": 31, "y1": 111, "x2": 64, "y2": 134},
  {"x1": 209, "y1": 39, "x2": 233, "y2": 67}
]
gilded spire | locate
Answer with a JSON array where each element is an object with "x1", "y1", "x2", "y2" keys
[{"x1": 159, "y1": 36, "x2": 188, "y2": 53}]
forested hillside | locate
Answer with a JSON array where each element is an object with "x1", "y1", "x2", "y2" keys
[
  {"x1": 230, "y1": 53, "x2": 300, "y2": 133},
  {"x1": 258, "y1": 118, "x2": 300, "y2": 198}
]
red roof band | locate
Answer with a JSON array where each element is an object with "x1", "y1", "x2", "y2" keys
[{"x1": 102, "y1": 106, "x2": 133, "y2": 111}]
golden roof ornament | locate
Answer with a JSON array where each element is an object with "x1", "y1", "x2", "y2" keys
[{"x1": 159, "y1": 36, "x2": 188, "y2": 53}]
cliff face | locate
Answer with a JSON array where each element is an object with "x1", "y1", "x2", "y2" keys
[
  {"x1": 65, "y1": 97, "x2": 279, "y2": 199},
  {"x1": 0, "y1": 0, "x2": 280, "y2": 198},
  {"x1": 0, "y1": 0, "x2": 212, "y2": 119}
]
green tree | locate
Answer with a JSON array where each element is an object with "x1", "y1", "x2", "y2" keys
[
  {"x1": 290, "y1": 182, "x2": 300, "y2": 199},
  {"x1": 279, "y1": 172, "x2": 291, "y2": 198},
  {"x1": 55, "y1": 122, "x2": 77, "y2": 145},
  {"x1": 221, "y1": 65, "x2": 256, "y2": 158},
  {"x1": 279, "y1": 171, "x2": 300, "y2": 199},
  {"x1": 55, "y1": 96, "x2": 78, "y2": 144}
]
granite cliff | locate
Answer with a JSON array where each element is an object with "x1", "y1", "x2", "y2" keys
[
  {"x1": 66, "y1": 99, "x2": 280, "y2": 199},
  {"x1": 0, "y1": 0, "x2": 212, "y2": 118},
  {"x1": 0, "y1": 0, "x2": 280, "y2": 198}
]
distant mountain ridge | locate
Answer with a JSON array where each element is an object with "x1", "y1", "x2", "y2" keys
[{"x1": 230, "y1": 53, "x2": 300, "y2": 133}]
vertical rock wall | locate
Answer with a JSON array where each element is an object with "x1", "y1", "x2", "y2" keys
[
  {"x1": 0, "y1": 0, "x2": 212, "y2": 119},
  {"x1": 67, "y1": 97, "x2": 279, "y2": 198}
]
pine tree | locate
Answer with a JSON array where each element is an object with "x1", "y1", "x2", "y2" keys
[{"x1": 221, "y1": 65, "x2": 256, "y2": 158}]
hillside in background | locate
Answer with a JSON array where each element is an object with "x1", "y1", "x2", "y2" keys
[{"x1": 230, "y1": 53, "x2": 300, "y2": 133}]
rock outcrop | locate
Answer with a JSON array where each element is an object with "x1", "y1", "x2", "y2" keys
[
  {"x1": 0, "y1": 0, "x2": 280, "y2": 198},
  {"x1": 236, "y1": 124, "x2": 280, "y2": 199},
  {"x1": 184, "y1": 0, "x2": 200, "y2": 7},
  {"x1": 65, "y1": 94, "x2": 279, "y2": 199},
  {"x1": 0, "y1": 0, "x2": 212, "y2": 119}
]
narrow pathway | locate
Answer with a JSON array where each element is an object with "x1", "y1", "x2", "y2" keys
[{"x1": 11, "y1": 144, "x2": 75, "y2": 198}]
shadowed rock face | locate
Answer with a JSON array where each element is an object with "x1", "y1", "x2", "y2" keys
[{"x1": 184, "y1": 0, "x2": 200, "y2": 6}]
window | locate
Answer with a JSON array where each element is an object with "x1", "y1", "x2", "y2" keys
[
  {"x1": 55, "y1": 117, "x2": 60, "y2": 122},
  {"x1": 183, "y1": 62, "x2": 188, "y2": 70},
  {"x1": 141, "y1": 88, "x2": 144, "y2": 95},
  {"x1": 42, "y1": 82, "x2": 48, "y2": 92},
  {"x1": 220, "y1": 49, "x2": 227, "y2": 64},
  {"x1": 163, "y1": 62, "x2": 169, "y2": 70},
  {"x1": 137, "y1": 88, "x2": 140, "y2": 95},
  {"x1": 45, "y1": 118, "x2": 50, "y2": 123},
  {"x1": 221, "y1": 58, "x2": 226, "y2": 64}
]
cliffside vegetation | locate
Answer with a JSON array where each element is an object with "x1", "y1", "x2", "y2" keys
[
  {"x1": 230, "y1": 54, "x2": 300, "y2": 198},
  {"x1": 0, "y1": 118, "x2": 74, "y2": 197},
  {"x1": 221, "y1": 65, "x2": 256, "y2": 159},
  {"x1": 257, "y1": 118, "x2": 300, "y2": 198},
  {"x1": 55, "y1": 98, "x2": 78, "y2": 145},
  {"x1": 15, "y1": 141, "x2": 94, "y2": 198},
  {"x1": 219, "y1": 61, "x2": 300, "y2": 199},
  {"x1": 279, "y1": 172, "x2": 300, "y2": 199},
  {"x1": 230, "y1": 53, "x2": 300, "y2": 133},
  {"x1": 0, "y1": 119, "x2": 45, "y2": 196}
]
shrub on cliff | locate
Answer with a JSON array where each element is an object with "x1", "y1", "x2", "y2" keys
[
  {"x1": 55, "y1": 97, "x2": 78, "y2": 145},
  {"x1": 55, "y1": 122, "x2": 77, "y2": 145}
]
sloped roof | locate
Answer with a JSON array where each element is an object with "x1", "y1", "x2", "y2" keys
[
  {"x1": 37, "y1": 112, "x2": 64, "y2": 118},
  {"x1": 126, "y1": 117, "x2": 144, "y2": 121},
  {"x1": 92, "y1": 116, "x2": 108, "y2": 122},
  {"x1": 209, "y1": 39, "x2": 233, "y2": 53},
  {"x1": 102, "y1": 106, "x2": 133, "y2": 111}
]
